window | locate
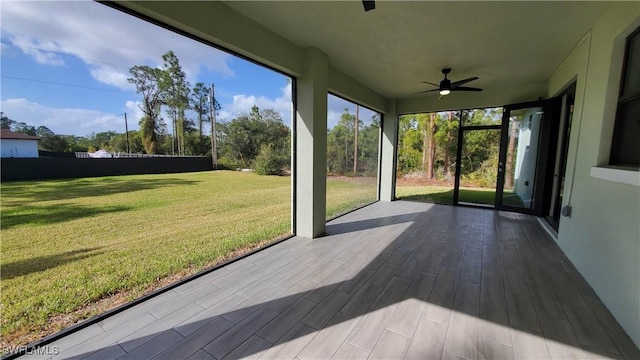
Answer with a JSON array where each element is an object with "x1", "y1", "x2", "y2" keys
[
  {"x1": 610, "y1": 26, "x2": 640, "y2": 167},
  {"x1": 326, "y1": 94, "x2": 380, "y2": 219}
]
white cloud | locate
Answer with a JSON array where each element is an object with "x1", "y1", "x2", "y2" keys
[
  {"x1": 1, "y1": 1, "x2": 233, "y2": 90},
  {"x1": 220, "y1": 81, "x2": 293, "y2": 125},
  {"x1": 125, "y1": 100, "x2": 145, "y2": 126},
  {"x1": 10, "y1": 35, "x2": 65, "y2": 66},
  {"x1": 1, "y1": 98, "x2": 129, "y2": 135},
  {"x1": 327, "y1": 94, "x2": 380, "y2": 129},
  {"x1": 90, "y1": 67, "x2": 133, "y2": 91}
]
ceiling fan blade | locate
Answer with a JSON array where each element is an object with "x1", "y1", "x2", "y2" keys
[
  {"x1": 362, "y1": 0, "x2": 375, "y2": 11},
  {"x1": 422, "y1": 81, "x2": 440, "y2": 87},
  {"x1": 451, "y1": 86, "x2": 483, "y2": 92},
  {"x1": 451, "y1": 76, "x2": 479, "y2": 88},
  {"x1": 411, "y1": 89, "x2": 440, "y2": 95}
]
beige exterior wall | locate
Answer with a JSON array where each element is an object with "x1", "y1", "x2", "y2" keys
[
  {"x1": 547, "y1": 3, "x2": 640, "y2": 347},
  {"x1": 0, "y1": 139, "x2": 39, "y2": 158}
]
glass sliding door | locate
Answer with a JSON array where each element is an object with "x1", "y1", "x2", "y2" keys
[
  {"x1": 457, "y1": 128, "x2": 502, "y2": 206},
  {"x1": 500, "y1": 107, "x2": 543, "y2": 209},
  {"x1": 546, "y1": 86, "x2": 575, "y2": 230},
  {"x1": 453, "y1": 108, "x2": 503, "y2": 207},
  {"x1": 496, "y1": 100, "x2": 553, "y2": 215}
]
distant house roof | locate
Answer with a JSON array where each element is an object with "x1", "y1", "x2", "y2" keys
[{"x1": 0, "y1": 129, "x2": 40, "y2": 140}]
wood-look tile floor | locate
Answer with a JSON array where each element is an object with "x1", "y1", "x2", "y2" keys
[{"x1": 23, "y1": 201, "x2": 640, "y2": 360}]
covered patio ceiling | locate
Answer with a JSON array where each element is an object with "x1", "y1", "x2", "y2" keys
[{"x1": 223, "y1": 1, "x2": 613, "y2": 108}]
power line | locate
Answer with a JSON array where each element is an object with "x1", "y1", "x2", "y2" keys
[
  {"x1": 1, "y1": 75, "x2": 136, "y2": 94},
  {"x1": 0, "y1": 40, "x2": 132, "y2": 70}
]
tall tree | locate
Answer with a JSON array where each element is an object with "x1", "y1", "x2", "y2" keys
[
  {"x1": 504, "y1": 119, "x2": 518, "y2": 189},
  {"x1": 218, "y1": 106, "x2": 289, "y2": 168},
  {"x1": 1, "y1": 112, "x2": 16, "y2": 130},
  {"x1": 429, "y1": 111, "x2": 460, "y2": 182},
  {"x1": 128, "y1": 65, "x2": 164, "y2": 154},
  {"x1": 192, "y1": 82, "x2": 212, "y2": 138},
  {"x1": 36, "y1": 125, "x2": 55, "y2": 137},
  {"x1": 397, "y1": 115, "x2": 422, "y2": 175},
  {"x1": 426, "y1": 113, "x2": 437, "y2": 179},
  {"x1": 14, "y1": 122, "x2": 37, "y2": 136},
  {"x1": 327, "y1": 109, "x2": 357, "y2": 175},
  {"x1": 353, "y1": 105, "x2": 359, "y2": 176},
  {"x1": 159, "y1": 51, "x2": 191, "y2": 155},
  {"x1": 416, "y1": 113, "x2": 436, "y2": 179},
  {"x1": 357, "y1": 115, "x2": 381, "y2": 177}
]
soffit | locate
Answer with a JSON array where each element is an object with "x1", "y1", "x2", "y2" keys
[{"x1": 223, "y1": 1, "x2": 613, "y2": 101}]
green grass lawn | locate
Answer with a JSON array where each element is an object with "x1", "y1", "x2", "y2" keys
[
  {"x1": 326, "y1": 177, "x2": 377, "y2": 219},
  {"x1": 396, "y1": 185, "x2": 524, "y2": 207},
  {"x1": 0, "y1": 171, "x2": 376, "y2": 347}
]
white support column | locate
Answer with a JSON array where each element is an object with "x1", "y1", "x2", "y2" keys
[
  {"x1": 379, "y1": 99, "x2": 399, "y2": 202},
  {"x1": 295, "y1": 48, "x2": 328, "y2": 238}
]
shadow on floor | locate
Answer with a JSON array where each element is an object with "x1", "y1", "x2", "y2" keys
[{"x1": 19, "y1": 202, "x2": 640, "y2": 360}]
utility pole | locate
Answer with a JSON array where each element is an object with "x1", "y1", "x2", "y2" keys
[
  {"x1": 209, "y1": 84, "x2": 217, "y2": 169},
  {"x1": 124, "y1": 112, "x2": 130, "y2": 153},
  {"x1": 353, "y1": 104, "x2": 359, "y2": 176},
  {"x1": 172, "y1": 110, "x2": 176, "y2": 156}
]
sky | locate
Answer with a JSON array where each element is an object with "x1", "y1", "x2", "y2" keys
[{"x1": 0, "y1": 0, "x2": 378, "y2": 137}]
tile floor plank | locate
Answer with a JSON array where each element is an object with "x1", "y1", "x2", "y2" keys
[
  {"x1": 299, "y1": 312, "x2": 362, "y2": 359},
  {"x1": 222, "y1": 335, "x2": 272, "y2": 360},
  {"x1": 563, "y1": 303, "x2": 620, "y2": 355},
  {"x1": 479, "y1": 299, "x2": 512, "y2": 347},
  {"x1": 346, "y1": 307, "x2": 397, "y2": 352},
  {"x1": 118, "y1": 329, "x2": 184, "y2": 360},
  {"x1": 444, "y1": 311, "x2": 479, "y2": 360},
  {"x1": 479, "y1": 337, "x2": 514, "y2": 360},
  {"x1": 583, "y1": 296, "x2": 640, "y2": 359},
  {"x1": 154, "y1": 316, "x2": 234, "y2": 360},
  {"x1": 511, "y1": 329, "x2": 551, "y2": 359},
  {"x1": 301, "y1": 291, "x2": 351, "y2": 330},
  {"x1": 331, "y1": 342, "x2": 370, "y2": 360},
  {"x1": 404, "y1": 317, "x2": 447, "y2": 360},
  {"x1": 23, "y1": 202, "x2": 638, "y2": 360},
  {"x1": 506, "y1": 291, "x2": 542, "y2": 332},
  {"x1": 259, "y1": 323, "x2": 317, "y2": 360},
  {"x1": 386, "y1": 298, "x2": 427, "y2": 337},
  {"x1": 203, "y1": 307, "x2": 279, "y2": 359},
  {"x1": 368, "y1": 329, "x2": 411, "y2": 360},
  {"x1": 257, "y1": 297, "x2": 318, "y2": 344}
]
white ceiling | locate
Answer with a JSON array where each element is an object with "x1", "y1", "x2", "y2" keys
[{"x1": 223, "y1": 1, "x2": 614, "y2": 101}]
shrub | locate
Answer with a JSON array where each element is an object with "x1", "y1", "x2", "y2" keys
[
  {"x1": 254, "y1": 144, "x2": 287, "y2": 175},
  {"x1": 217, "y1": 156, "x2": 242, "y2": 170}
]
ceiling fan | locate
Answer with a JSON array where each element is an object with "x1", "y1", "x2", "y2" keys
[
  {"x1": 362, "y1": 1, "x2": 375, "y2": 11},
  {"x1": 415, "y1": 68, "x2": 483, "y2": 97}
]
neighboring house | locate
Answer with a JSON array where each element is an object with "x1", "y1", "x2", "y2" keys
[{"x1": 0, "y1": 129, "x2": 40, "y2": 158}]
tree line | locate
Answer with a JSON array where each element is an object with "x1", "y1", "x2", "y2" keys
[
  {"x1": 1, "y1": 106, "x2": 290, "y2": 170},
  {"x1": 397, "y1": 109, "x2": 506, "y2": 188},
  {"x1": 2, "y1": 105, "x2": 383, "y2": 178},
  {"x1": 327, "y1": 107, "x2": 380, "y2": 177},
  {"x1": 3, "y1": 48, "x2": 380, "y2": 177},
  {"x1": 127, "y1": 50, "x2": 219, "y2": 156}
]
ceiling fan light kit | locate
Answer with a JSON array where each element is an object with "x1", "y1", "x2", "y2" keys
[
  {"x1": 362, "y1": 0, "x2": 375, "y2": 12},
  {"x1": 360, "y1": 4, "x2": 481, "y2": 98},
  {"x1": 415, "y1": 68, "x2": 483, "y2": 97}
]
